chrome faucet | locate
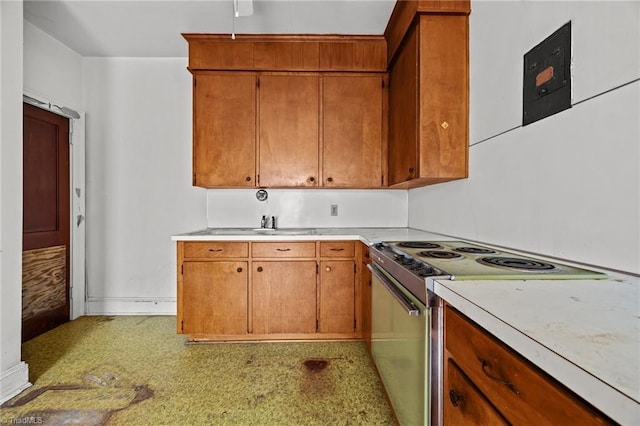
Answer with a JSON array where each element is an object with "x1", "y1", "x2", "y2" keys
[{"x1": 260, "y1": 215, "x2": 277, "y2": 229}]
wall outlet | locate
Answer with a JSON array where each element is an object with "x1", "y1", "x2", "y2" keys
[{"x1": 330, "y1": 204, "x2": 338, "y2": 216}]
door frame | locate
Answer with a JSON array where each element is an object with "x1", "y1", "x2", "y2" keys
[{"x1": 23, "y1": 93, "x2": 85, "y2": 320}]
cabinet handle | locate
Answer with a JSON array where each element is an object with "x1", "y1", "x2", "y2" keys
[
  {"x1": 478, "y1": 357, "x2": 520, "y2": 394},
  {"x1": 257, "y1": 266, "x2": 263, "y2": 272},
  {"x1": 309, "y1": 177, "x2": 315, "y2": 182},
  {"x1": 449, "y1": 389, "x2": 463, "y2": 407},
  {"x1": 325, "y1": 266, "x2": 332, "y2": 272},
  {"x1": 208, "y1": 248, "x2": 223, "y2": 252},
  {"x1": 245, "y1": 176, "x2": 251, "y2": 182},
  {"x1": 276, "y1": 248, "x2": 291, "y2": 252},
  {"x1": 330, "y1": 248, "x2": 344, "y2": 252},
  {"x1": 327, "y1": 177, "x2": 333, "y2": 183},
  {"x1": 237, "y1": 267, "x2": 243, "y2": 273}
]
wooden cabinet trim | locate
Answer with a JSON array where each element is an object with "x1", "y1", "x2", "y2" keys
[
  {"x1": 183, "y1": 242, "x2": 249, "y2": 259},
  {"x1": 319, "y1": 241, "x2": 356, "y2": 258},
  {"x1": 251, "y1": 241, "x2": 317, "y2": 258},
  {"x1": 384, "y1": 0, "x2": 471, "y2": 66},
  {"x1": 184, "y1": 34, "x2": 387, "y2": 72}
]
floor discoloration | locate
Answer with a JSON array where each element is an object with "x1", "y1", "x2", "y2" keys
[
  {"x1": 1, "y1": 316, "x2": 394, "y2": 425},
  {"x1": 303, "y1": 358, "x2": 329, "y2": 373}
]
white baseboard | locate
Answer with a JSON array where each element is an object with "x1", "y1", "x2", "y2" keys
[
  {"x1": 0, "y1": 361, "x2": 31, "y2": 405},
  {"x1": 85, "y1": 298, "x2": 176, "y2": 315}
]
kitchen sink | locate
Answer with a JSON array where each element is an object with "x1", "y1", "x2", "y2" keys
[
  {"x1": 187, "y1": 228, "x2": 316, "y2": 236},
  {"x1": 250, "y1": 228, "x2": 317, "y2": 235}
]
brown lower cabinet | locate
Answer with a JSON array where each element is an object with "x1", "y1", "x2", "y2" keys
[
  {"x1": 177, "y1": 240, "x2": 360, "y2": 341},
  {"x1": 444, "y1": 305, "x2": 613, "y2": 425},
  {"x1": 252, "y1": 260, "x2": 317, "y2": 334}
]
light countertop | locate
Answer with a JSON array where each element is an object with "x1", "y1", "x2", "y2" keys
[
  {"x1": 434, "y1": 275, "x2": 639, "y2": 425},
  {"x1": 172, "y1": 227, "x2": 640, "y2": 424},
  {"x1": 171, "y1": 227, "x2": 447, "y2": 243}
]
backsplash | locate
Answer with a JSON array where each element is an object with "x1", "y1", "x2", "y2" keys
[{"x1": 207, "y1": 188, "x2": 408, "y2": 229}]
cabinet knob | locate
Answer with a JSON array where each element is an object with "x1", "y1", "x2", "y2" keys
[
  {"x1": 309, "y1": 176, "x2": 315, "y2": 183},
  {"x1": 449, "y1": 389, "x2": 463, "y2": 407},
  {"x1": 237, "y1": 267, "x2": 243, "y2": 273},
  {"x1": 327, "y1": 177, "x2": 333, "y2": 183},
  {"x1": 245, "y1": 176, "x2": 251, "y2": 182},
  {"x1": 257, "y1": 266, "x2": 263, "y2": 272},
  {"x1": 325, "y1": 266, "x2": 332, "y2": 272}
]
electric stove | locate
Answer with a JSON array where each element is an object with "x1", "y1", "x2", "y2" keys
[{"x1": 372, "y1": 240, "x2": 607, "y2": 283}]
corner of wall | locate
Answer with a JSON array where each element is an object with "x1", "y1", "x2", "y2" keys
[{"x1": 0, "y1": 362, "x2": 31, "y2": 405}]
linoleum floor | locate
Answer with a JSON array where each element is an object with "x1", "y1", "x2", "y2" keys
[{"x1": 1, "y1": 316, "x2": 394, "y2": 425}]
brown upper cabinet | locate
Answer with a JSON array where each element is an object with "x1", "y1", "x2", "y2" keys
[
  {"x1": 258, "y1": 74, "x2": 320, "y2": 187},
  {"x1": 322, "y1": 75, "x2": 386, "y2": 188},
  {"x1": 193, "y1": 73, "x2": 256, "y2": 187},
  {"x1": 385, "y1": 1, "x2": 470, "y2": 187},
  {"x1": 184, "y1": 2, "x2": 469, "y2": 189}
]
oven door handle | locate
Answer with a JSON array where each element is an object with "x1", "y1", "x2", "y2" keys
[{"x1": 367, "y1": 264, "x2": 420, "y2": 316}]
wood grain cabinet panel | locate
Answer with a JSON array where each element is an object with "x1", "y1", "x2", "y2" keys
[
  {"x1": 181, "y1": 261, "x2": 248, "y2": 335},
  {"x1": 360, "y1": 243, "x2": 372, "y2": 352},
  {"x1": 252, "y1": 242, "x2": 316, "y2": 258},
  {"x1": 319, "y1": 260, "x2": 356, "y2": 334},
  {"x1": 388, "y1": 25, "x2": 419, "y2": 185},
  {"x1": 258, "y1": 75, "x2": 320, "y2": 187},
  {"x1": 444, "y1": 359, "x2": 508, "y2": 425},
  {"x1": 322, "y1": 75, "x2": 385, "y2": 188},
  {"x1": 319, "y1": 241, "x2": 355, "y2": 258},
  {"x1": 193, "y1": 73, "x2": 256, "y2": 187},
  {"x1": 178, "y1": 240, "x2": 362, "y2": 341},
  {"x1": 444, "y1": 305, "x2": 612, "y2": 425},
  {"x1": 183, "y1": 242, "x2": 249, "y2": 259},
  {"x1": 252, "y1": 261, "x2": 317, "y2": 334},
  {"x1": 387, "y1": 12, "x2": 469, "y2": 188}
]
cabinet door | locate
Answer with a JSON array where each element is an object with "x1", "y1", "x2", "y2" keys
[
  {"x1": 444, "y1": 359, "x2": 508, "y2": 426},
  {"x1": 193, "y1": 74, "x2": 256, "y2": 187},
  {"x1": 319, "y1": 260, "x2": 355, "y2": 334},
  {"x1": 322, "y1": 75, "x2": 384, "y2": 188},
  {"x1": 258, "y1": 75, "x2": 319, "y2": 187},
  {"x1": 388, "y1": 25, "x2": 419, "y2": 186},
  {"x1": 252, "y1": 261, "x2": 317, "y2": 334},
  {"x1": 182, "y1": 261, "x2": 248, "y2": 335}
]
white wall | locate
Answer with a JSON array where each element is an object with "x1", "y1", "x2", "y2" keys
[
  {"x1": 0, "y1": 0, "x2": 30, "y2": 404},
  {"x1": 409, "y1": 0, "x2": 640, "y2": 274},
  {"x1": 83, "y1": 58, "x2": 206, "y2": 314},
  {"x1": 23, "y1": 21, "x2": 86, "y2": 320},
  {"x1": 206, "y1": 189, "x2": 407, "y2": 229}
]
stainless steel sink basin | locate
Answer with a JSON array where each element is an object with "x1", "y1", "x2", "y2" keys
[{"x1": 188, "y1": 228, "x2": 316, "y2": 236}]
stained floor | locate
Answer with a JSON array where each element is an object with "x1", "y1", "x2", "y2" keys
[{"x1": 0, "y1": 316, "x2": 394, "y2": 425}]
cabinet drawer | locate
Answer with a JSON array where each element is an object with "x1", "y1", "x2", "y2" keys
[
  {"x1": 320, "y1": 241, "x2": 355, "y2": 257},
  {"x1": 252, "y1": 242, "x2": 316, "y2": 258},
  {"x1": 445, "y1": 359, "x2": 508, "y2": 425},
  {"x1": 445, "y1": 306, "x2": 610, "y2": 425},
  {"x1": 183, "y1": 242, "x2": 248, "y2": 259}
]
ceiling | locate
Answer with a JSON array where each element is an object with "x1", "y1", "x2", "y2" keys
[{"x1": 23, "y1": 0, "x2": 397, "y2": 57}]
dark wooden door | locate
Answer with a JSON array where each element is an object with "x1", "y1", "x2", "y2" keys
[{"x1": 22, "y1": 103, "x2": 70, "y2": 342}]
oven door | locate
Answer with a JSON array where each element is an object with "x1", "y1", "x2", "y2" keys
[{"x1": 369, "y1": 263, "x2": 430, "y2": 426}]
